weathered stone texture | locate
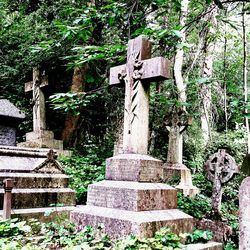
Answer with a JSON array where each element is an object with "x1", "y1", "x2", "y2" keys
[
  {"x1": 239, "y1": 177, "x2": 250, "y2": 250},
  {"x1": 0, "y1": 125, "x2": 16, "y2": 146},
  {"x1": 87, "y1": 180, "x2": 177, "y2": 211},
  {"x1": 106, "y1": 154, "x2": 163, "y2": 182},
  {"x1": 71, "y1": 205, "x2": 193, "y2": 239}
]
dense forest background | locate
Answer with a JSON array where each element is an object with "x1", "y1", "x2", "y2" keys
[{"x1": 0, "y1": 0, "x2": 250, "y2": 248}]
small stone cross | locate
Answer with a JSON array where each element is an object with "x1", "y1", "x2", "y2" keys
[
  {"x1": 25, "y1": 66, "x2": 48, "y2": 132},
  {"x1": 204, "y1": 149, "x2": 238, "y2": 217},
  {"x1": 166, "y1": 106, "x2": 192, "y2": 164},
  {"x1": 110, "y1": 36, "x2": 170, "y2": 154}
]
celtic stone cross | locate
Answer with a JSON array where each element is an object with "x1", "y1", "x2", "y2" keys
[
  {"x1": 204, "y1": 149, "x2": 238, "y2": 217},
  {"x1": 25, "y1": 66, "x2": 48, "y2": 132},
  {"x1": 110, "y1": 36, "x2": 170, "y2": 154}
]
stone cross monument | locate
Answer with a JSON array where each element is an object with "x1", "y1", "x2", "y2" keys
[
  {"x1": 71, "y1": 36, "x2": 198, "y2": 239},
  {"x1": 110, "y1": 36, "x2": 170, "y2": 154},
  {"x1": 25, "y1": 66, "x2": 48, "y2": 132},
  {"x1": 166, "y1": 106, "x2": 192, "y2": 164},
  {"x1": 204, "y1": 149, "x2": 238, "y2": 217},
  {"x1": 163, "y1": 105, "x2": 198, "y2": 197},
  {"x1": 18, "y1": 67, "x2": 70, "y2": 155}
]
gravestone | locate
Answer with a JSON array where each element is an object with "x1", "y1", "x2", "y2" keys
[
  {"x1": 239, "y1": 177, "x2": 250, "y2": 250},
  {"x1": 0, "y1": 145, "x2": 75, "y2": 220},
  {"x1": 163, "y1": 106, "x2": 198, "y2": 197},
  {"x1": 71, "y1": 36, "x2": 194, "y2": 239},
  {"x1": 18, "y1": 67, "x2": 70, "y2": 156},
  {"x1": 204, "y1": 149, "x2": 238, "y2": 217},
  {"x1": 0, "y1": 99, "x2": 25, "y2": 146}
]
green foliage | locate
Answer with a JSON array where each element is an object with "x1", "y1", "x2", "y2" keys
[
  {"x1": 115, "y1": 227, "x2": 183, "y2": 249},
  {"x1": 185, "y1": 229, "x2": 213, "y2": 244},
  {"x1": 177, "y1": 193, "x2": 212, "y2": 219},
  {"x1": 59, "y1": 153, "x2": 105, "y2": 203}
]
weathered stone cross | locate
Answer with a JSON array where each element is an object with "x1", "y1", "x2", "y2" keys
[
  {"x1": 204, "y1": 149, "x2": 238, "y2": 217},
  {"x1": 25, "y1": 66, "x2": 48, "y2": 132},
  {"x1": 110, "y1": 36, "x2": 170, "y2": 154},
  {"x1": 166, "y1": 106, "x2": 192, "y2": 164}
]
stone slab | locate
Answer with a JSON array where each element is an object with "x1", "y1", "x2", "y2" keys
[
  {"x1": 0, "y1": 206, "x2": 75, "y2": 222},
  {"x1": 106, "y1": 154, "x2": 163, "y2": 182},
  {"x1": 186, "y1": 242, "x2": 223, "y2": 250},
  {"x1": 0, "y1": 99, "x2": 25, "y2": 120},
  {"x1": 87, "y1": 180, "x2": 177, "y2": 211},
  {"x1": 0, "y1": 188, "x2": 75, "y2": 208},
  {"x1": 71, "y1": 205, "x2": 193, "y2": 239},
  {"x1": 0, "y1": 173, "x2": 69, "y2": 188}
]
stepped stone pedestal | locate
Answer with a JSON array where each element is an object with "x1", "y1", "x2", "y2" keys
[
  {"x1": 71, "y1": 154, "x2": 194, "y2": 239},
  {"x1": 0, "y1": 145, "x2": 75, "y2": 220}
]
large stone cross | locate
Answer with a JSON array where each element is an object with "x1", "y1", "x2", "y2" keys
[
  {"x1": 25, "y1": 67, "x2": 48, "y2": 132},
  {"x1": 110, "y1": 36, "x2": 170, "y2": 154}
]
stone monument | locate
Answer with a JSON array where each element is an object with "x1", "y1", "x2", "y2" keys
[
  {"x1": 204, "y1": 149, "x2": 238, "y2": 217},
  {"x1": 18, "y1": 66, "x2": 69, "y2": 155},
  {"x1": 239, "y1": 177, "x2": 250, "y2": 250},
  {"x1": 0, "y1": 99, "x2": 75, "y2": 219},
  {"x1": 71, "y1": 36, "x2": 195, "y2": 239},
  {"x1": 163, "y1": 105, "x2": 199, "y2": 197},
  {"x1": 0, "y1": 99, "x2": 25, "y2": 146}
]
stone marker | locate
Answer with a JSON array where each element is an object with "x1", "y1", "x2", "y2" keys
[
  {"x1": 110, "y1": 36, "x2": 170, "y2": 154},
  {"x1": 239, "y1": 177, "x2": 250, "y2": 250},
  {"x1": 163, "y1": 105, "x2": 198, "y2": 197},
  {"x1": 18, "y1": 67, "x2": 70, "y2": 156},
  {"x1": 204, "y1": 149, "x2": 238, "y2": 217},
  {"x1": 2, "y1": 178, "x2": 14, "y2": 219},
  {"x1": 71, "y1": 36, "x2": 195, "y2": 239},
  {"x1": 0, "y1": 99, "x2": 25, "y2": 146},
  {"x1": 0, "y1": 145, "x2": 75, "y2": 220}
]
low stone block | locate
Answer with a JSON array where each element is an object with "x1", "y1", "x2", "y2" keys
[
  {"x1": 87, "y1": 180, "x2": 177, "y2": 211},
  {"x1": 0, "y1": 173, "x2": 69, "y2": 188},
  {"x1": 26, "y1": 130, "x2": 54, "y2": 141},
  {"x1": 71, "y1": 205, "x2": 193, "y2": 239},
  {"x1": 0, "y1": 206, "x2": 75, "y2": 222},
  {"x1": 106, "y1": 154, "x2": 163, "y2": 182},
  {"x1": 0, "y1": 188, "x2": 75, "y2": 209}
]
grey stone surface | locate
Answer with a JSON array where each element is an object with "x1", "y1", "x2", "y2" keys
[
  {"x1": 71, "y1": 205, "x2": 193, "y2": 239},
  {"x1": 0, "y1": 99, "x2": 25, "y2": 119},
  {"x1": 0, "y1": 125, "x2": 16, "y2": 146},
  {"x1": 0, "y1": 145, "x2": 76, "y2": 218},
  {"x1": 106, "y1": 154, "x2": 163, "y2": 182},
  {"x1": 186, "y1": 242, "x2": 223, "y2": 250},
  {"x1": 239, "y1": 177, "x2": 250, "y2": 250},
  {"x1": 87, "y1": 180, "x2": 177, "y2": 211}
]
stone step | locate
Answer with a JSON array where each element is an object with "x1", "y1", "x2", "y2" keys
[
  {"x1": 186, "y1": 242, "x2": 223, "y2": 250},
  {"x1": 0, "y1": 206, "x2": 75, "y2": 222},
  {"x1": 71, "y1": 205, "x2": 194, "y2": 239},
  {"x1": 0, "y1": 188, "x2": 75, "y2": 208},
  {"x1": 0, "y1": 173, "x2": 69, "y2": 188},
  {"x1": 87, "y1": 180, "x2": 177, "y2": 211}
]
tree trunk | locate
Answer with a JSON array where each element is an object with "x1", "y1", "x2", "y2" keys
[
  {"x1": 242, "y1": 3, "x2": 250, "y2": 153},
  {"x1": 200, "y1": 6, "x2": 218, "y2": 145},
  {"x1": 168, "y1": 0, "x2": 189, "y2": 164},
  {"x1": 62, "y1": 65, "x2": 88, "y2": 147}
]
